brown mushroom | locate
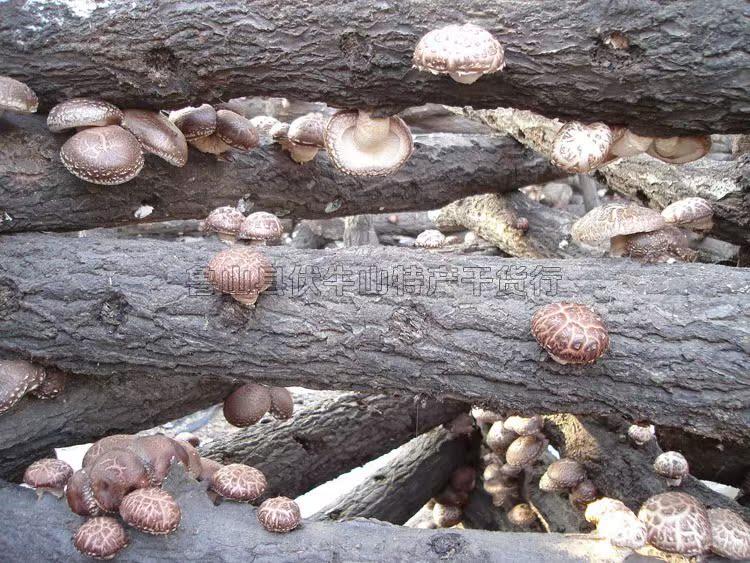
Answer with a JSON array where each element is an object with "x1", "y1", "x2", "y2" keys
[
  {"x1": 268, "y1": 387, "x2": 294, "y2": 420},
  {"x1": 531, "y1": 302, "x2": 609, "y2": 365},
  {"x1": 176, "y1": 439, "x2": 203, "y2": 480},
  {"x1": 121, "y1": 109, "x2": 188, "y2": 167},
  {"x1": 23, "y1": 458, "x2": 73, "y2": 497},
  {"x1": 238, "y1": 212, "x2": 283, "y2": 245},
  {"x1": 201, "y1": 206, "x2": 245, "y2": 244},
  {"x1": 505, "y1": 434, "x2": 546, "y2": 467},
  {"x1": 47, "y1": 98, "x2": 123, "y2": 132},
  {"x1": 60, "y1": 125, "x2": 144, "y2": 185},
  {"x1": 223, "y1": 383, "x2": 273, "y2": 427},
  {"x1": 503, "y1": 415, "x2": 544, "y2": 437},
  {"x1": 551, "y1": 122, "x2": 614, "y2": 173},
  {"x1": 67, "y1": 469, "x2": 104, "y2": 517},
  {"x1": 210, "y1": 463, "x2": 267, "y2": 502},
  {"x1": 661, "y1": 197, "x2": 713, "y2": 231},
  {"x1": 572, "y1": 202, "x2": 667, "y2": 256},
  {"x1": 73, "y1": 516, "x2": 128, "y2": 560},
  {"x1": 653, "y1": 451, "x2": 689, "y2": 486},
  {"x1": 470, "y1": 406, "x2": 504, "y2": 424},
  {"x1": 569, "y1": 479, "x2": 598, "y2": 510},
  {"x1": 270, "y1": 122, "x2": 292, "y2": 151},
  {"x1": 708, "y1": 508, "x2": 750, "y2": 560},
  {"x1": 539, "y1": 458, "x2": 586, "y2": 492},
  {"x1": 647, "y1": 136, "x2": 711, "y2": 164},
  {"x1": 89, "y1": 448, "x2": 151, "y2": 512},
  {"x1": 128, "y1": 434, "x2": 190, "y2": 486},
  {"x1": 257, "y1": 496, "x2": 302, "y2": 532},
  {"x1": 609, "y1": 127, "x2": 653, "y2": 158},
  {"x1": 82, "y1": 434, "x2": 137, "y2": 469},
  {"x1": 485, "y1": 421, "x2": 518, "y2": 452},
  {"x1": 199, "y1": 457, "x2": 223, "y2": 482},
  {"x1": 434, "y1": 486, "x2": 470, "y2": 508},
  {"x1": 119, "y1": 487, "x2": 181, "y2": 535},
  {"x1": 433, "y1": 502, "x2": 462, "y2": 527},
  {"x1": 206, "y1": 247, "x2": 273, "y2": 307},
  {"x1": 0, "y1": 360, "x2": 46, "y2": 415},
  {"x1": 169, "y1": 104, "x2": 217, "y2": 140},
  {"x1": 189, "y1": 109, "x2": 259, "y2": 155},
  {"x1": 250, "y1": 115, "x2": 281, "y2": 140},
  {"x1": 638, "y1": 492, "x2": 711, "y2": 556},
  {"x1": 415, "y1": 230, "x2": 446, "y2": 249},
  {"x1": 286, "y1": 113, "x2": 326, "y2": 163},
  {"x1": 0, "y1": 75, "x2": 38, "y2": 115},
  {"x1": 508, "y1": 503, "x2": 537, "y2": 527}
]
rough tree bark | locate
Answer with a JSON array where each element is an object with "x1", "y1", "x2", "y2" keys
[
  {"x1": 0, "y1": 114, "x2": 562, "y2": 233},
  {"x1": 200, "y1": 393, "x2": 467, "y2": 499},
  {"x1": 0, "y1": 234, "x2": 748, "y2": 441},
  {"x1": 343, "y1": 215, "x2": 379, "y2": 247},
  {"x1": 1, "y1": 1, "x2": 749, "y2": 133},
  {"x1": 311, "y1": 426, "x2": 473, "y2": 525}
]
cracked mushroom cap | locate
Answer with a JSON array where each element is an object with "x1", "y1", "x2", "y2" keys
[
  {"x1": 415, "y1": 230, "x2": 446, "y2": 249},
  {"x1": 433, "y1": 502, "x2": 462, "y2": 527},
  {"x1": 627, "y1": 423, "x2": 655, "y2": 446},
  {"x1": 0, "y1": 75, "x2": 38, "y2": 113},
  {"x1": 638, "y1": 492, "x2": 711, "y2": 556},
  {"x1": 203, "y1": 206, "x2": 245, "y2": 237},
  {"x1": 540, "y1": 458, "x2": 586, "y2": 490},
  {"x1": 89, "y1": 448, "x2": 151, "y2": 512},
  {"x1": 661, "y1": 197, "x2": 713, "y2": 230},
  {"x1": 324, "y1": 110, "x2": 413, "y2": 176},
  {"x1": 60, "y1": 125, "x2": 145, "y2": 185},
  {"x1": 215, "y1": 109, "x2": 260, "y2": 151},
  {"x1": 119, "y1": 487, "x2": 181, "y2": 535},
  {"x1": 29, "y1": 366, "x2": 66, "y2": 399},
  {"x1": 609, "y1": 127, "x2": 653, "y2": 158},
  {"x1": 83, "y1": 434, "x2": 137, "y2": 469},
  {"x1": 708, "y1": 508, "x2": 750, "y2": 560},
  {"x1": 121, "y1": 109, "x2": 188, "y2": 167},
  {"x1": 505, "y1": 435, "x2": 546, "y2": 467},
  {"x1": 413, "y1": 24, "x2": 505, "y2": 84},
  {"x1": 0, "y1": 360, "x2": 46, "y2": 415},
  {"x1": 257, "y1": 496, "x2": 302, "y2": 532},
  {"x1": 653, "y1": 451, "x2": 689, "y2": 485},
  {"x1": 531, "y1": 302, "x2": 609, "y2": 365},
  {"x1": 210, "y1": 463, "x2": 267, "y2": 502},
  {"x1": 207, "y1": 247, "x2": 273, "y2": 306},
  {"x1": 238, "y1": 212, "x2": 283, "y2": 243},
  {"x1": 223, "y1": 383, "x2": 273, "y2": 427},
  {"x1": 552, "y1": 122, "x2": 613, "y2": 173},
  {"x1": 169, "y1": 104, "x2": 217, "y2": 140},
  {"x1": 67, "y1": 469, "x2": 103, "y2": 517},
  {"x1": 486, "y1": 421, "x2": 518, "y2": 452},
  {"x1": 47, "y1": 98, "x2": 123, "y2": 132},
  {"x1": 504, "y1": 415, "x2": 544, "y2": 437},
  {"x1": 73, "y1": 516, "x2": 128, "y2": 560},
  {"x1": 129, "y1": 434, "x2": 190, "y2": 486},
  {"x1": 23, "y1": 458, "x2": 73, "y2": 494},
  {"x1": 508, "y1": 503, "x2": 537, "y2": 527},
  {"x1": 597, "y1": 508, "x2": 648, "y2": 550},
  {"x1": 572, "y1": 203, "x2": 665, "y2": 244},
  {"x1": 620, "y1": 226, "x2": 697, "y2": 263},
  {"x1": 648, "y1": 136, "x2": 711, "y2": 164},
  {"x1": 287, "y1": 112, "x2": 326, "y2": 163},
  {"x1": 268, "y1": 386, "x2": 294, "y2": 420}
]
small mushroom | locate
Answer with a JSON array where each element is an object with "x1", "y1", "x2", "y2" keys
[
  {"x1": 661, "y1": 197, "x2": 713, "y2": 231},
  {"x1": 647, "y1": 136, "x2": 711, "y2": 164},
  {"x1": 73, "y1": 516, "x2": 128, "y2": 560},
  {"x1": 201, "y1": 206, "x2": 245, "y2": 244},
  {"x1": 572, "y1": 202, "x2": 666, "y2": 256},
  {"x1": 0, "y1": 360, "x2": 46, "y2": 415},
  {"x1": 539, "y1": 458, "x2": 586, "y2": 492},
  {"x1": 415, "y1": 229, "x2": 446, "y2": 249},
  {"x1": 89, "y1": 448, "x2": 151, "y2": 512},
  {"x1": 268, "y1": 387, "x2": 294, "y2": 420},
  {"x1": 29, "y1": 367, "x2": 66, "y2": 399},
  {"x1": 433, "y1": 502, "x2": 462, "y2": 527},
  {"x1": 0, "y1": 75, "x2": 38, "y2": 115},
  {"x1": 569, "y1": 479, "x2": 598, "y2": 510},
  {"x1": 485, "y1": 421, "x2": 518, "y2": 452},
  {"x1": 638, "y1": 492, "x2": 711, "y2": 556},
  {"x1": 627, "y1": 423, "x2": 655, "y2": 446},
  {"x1": 206, "y1": 247, "x2": 273, "y2": 306},
  {"x1": 23, "y1": 458, "x2": 73, "y2": 497},
  {"x1": 619, "y1": 226, "x2": 698, "y2": 263},
  {"x1": 413, "y1": 24, "x2": 505, "y2": 84},
  {"x1": 257, "y1": 496, "x2": 302, "y2": 532},
  {"x1": 82, "y1": 434, "x2": 137, "y2": 469},
  {"x1": 508, "y1": 503, "x2": 537, "y2": 527},
  {"x1": 531, "y1": 302, "x2": 609, "y2": 365},
  {"x1": 270, "y1": 122, "x2": 292, "y2": 151},
  {"x1": 169, "y1": 104, "x2": 217, "y2": 140},
  {"x1": 250, "y1": 115, "x2": 281, "y2": 141},
  {"x1": 286, "y1": 113, "x2": 326, "y2": 163},
  {"x1": 119, "y1": 487, "x2": 181, "y2": 535},
  {"x1": 505, "y1": 434, "x2": 546, "y2": 467},
  {"x1": 324, "y1": 110, "x2": 413, "y2": 176},
  {"x1": 653, "y1": 451, "x2": 689, "y2": 486},
  {"x1": 708, "y1": 508, "x2": 750, "y2": 560},
  {"x1": 210, "y1": 463, "x2": 267, "y2": 502},
  {"x1": 238, "y1": 212, "x2": 283, "y2": 246},
  {"x1": 67, "y1": 469, "x2": 104, "y2": 517},
  {"x1": 60, "y1": 125, "x2": 145, "y2": 185},
  {"x1": 586, "y1": 498, "x2": 647, "y2": 551},
  {"x1": 121, "y1": 109, "x2": 188, "y2": 167},
  {"x1": 223, "y1": 383, "x2": 273, "y2": 427},
  {"x1": 503, "y1": 415, "x2": 544, "y2": 437},
  {"x1": 189, "y1": 109, "x2": 259, "y2": 155},
  {"x1": 551, "y1": 122, "x2": 613, "y2": 173},
  {"x1": 609, "y1": 127, "x2": 653, "y2": 158}
]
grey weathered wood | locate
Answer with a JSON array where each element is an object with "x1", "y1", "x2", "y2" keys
[
  {"x1": 1, "y1": 1, "x2": 749, "y2": 133},
  {"x1": 0, "y1": 234, "x2": 748, "y2": 441}
]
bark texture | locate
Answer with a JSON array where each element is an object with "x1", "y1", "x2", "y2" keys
[
  {"x1": 200, "y1": 393, "x2": 467, "y2": 499},
  {"x1": 0, "y1": 234, "x2": 748, "y2": 441},
  {"x1": 1, "y1": 1, "x2": 749, "y2": 133},
  {"x1": 0, "y1": 114, "x2": 562, "y2": 233}
]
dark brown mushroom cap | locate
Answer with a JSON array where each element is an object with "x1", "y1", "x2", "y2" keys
[
  {"x1": 653, "y1": 451, "x2": 689, "y2": 480},
  {"x1": 257, "y1": 496, "x2": 302, "y2": 532},
  {"x1": 450, "y1": 466, "x2": 476, "y2": 493},
  {"x1": 210, "y1": 463, "x2": 267, "y2": 502},
  {"x1": 572, "y1": 202, "x2": 666, "y2": 244},
  {"x1": 433, "y1": 502, "x2": 462, "y2": 528},
  {"x1": 648, "y1": 136, "x2": 711, "y2": 164},
  {"x1": 542, "y1": 458, "x2": 586, "y2": 489},
  {"x1": 198, "y1": 457, "x2": 223, "y2": 482},
  {"x1": 434, "y1": 486, "x2": 469, "y2": 508},
  {"x1": 0, "y1": 75, "x2": 38, "y2": 113},
  {"x1": 485, "y1": 421, "x2": 518, "y2": 452},
  {"x1": 119, "y1": 487, "x2": 181, "y2": 535},
  {"x1": 169, "y1": 104, "x2": 217, "y2": 140},
  {"x1": 223, "y1": 383, "x2": 273, "y2": 427},
  {"x1": 709, "y1": 508, "x2": 750, "y2": 560},
  {"x1": 47, "y1": 98, "x2": 123, "y2": 132},
  {"x1": 73, "y1": 516, "x2": 128, "y2": 560},
  {"x1": 206, "y1": 247, "x2": 273, "y2": 305},
  {"x1": 638, "y1": 492, "x2": 711, "y2": 556},
  {"x1": 121, "y1": 109, "x2": 188, "y2": 167},
  {"x1": 505, "y1": 435, "x2": 546, "y2": 467},
  {"x1": 238, "y1": 212, "x2": 283, "y2": 242},
  {"x1": 569, "y1": 479, "x2": 598, "y2": 509},
  {"x1": 508, "y1": 503, "x2": 537, "y2": 527},
  {"x1": 204, "y1": 206, "x2": 244, "y2": 236},
  {"x1": 552, "y1": 122, "x2": 613, "y2": 173},
  {"x1": 531, "y1": 302, "x2": 609, "y2": 365},
  {"x1": 60, "y1": 125, "x2": 145, "y2": 185},
  {"x1": 23, "y1": 458, "x2": 73, "y2": 492},
  {"x1": 129, "y1": 434, "x2": 190, "y2": 486},
  {"x1": 215, "y1": 109, "x2": 260, "y2": 151},
  {"x1": 0, "y1": 360, "x2": 46, "y2": 415},
  {"x1": 89, "y1": 448, "x2": 151, "y2": 512},
  {"x1": 503, "y1": 415, "x2": 544, "y2": 437},
  {"x1": 661, "y1": 197, "x2": 713, "y2": 227},
  {"x1": 621, "y1": 226, "x2": 697, "y2": 263},
  {"x1": 288, "y1": 113, "x2": 326, "y2": 148},
  {"x1": 268, "y1": 387, "x2": 294, "y2": 420},
  {"x1": 67, "y1": 469, "x2": 103, "y2": 517},
  {"x1": 29, "y1": 367, "x2": 67, "y2": 399},
  {"x1": 83, "y1": 434, "x2": 137, "y2": 469}
]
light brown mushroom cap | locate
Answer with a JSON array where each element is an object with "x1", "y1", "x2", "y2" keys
[
  {"x1": 250, "y1": 115, "x2": 281, "y2": 136},
  {"x1": 60, "y1": 125, "x2": 145, "y2": 185},
  {"x1": 627, "y1": 423, "x2": 655, "y2": 446},
  {"x1": 485, "y1": 421, "x2": 518, "y2": 452},
  {"x1": 73, "y1": 516, "x2": 128, "y2": 560},
  {"x1": 508, "y1": 503, "x2": 537, "y2": 527},
  {"x1": 270, "y1": 122, "x2": 290, "y2": 142},
  {"x1": 609, "y1": 127, "x2": 653, "y2": 158},
  {"x1": 47, "y1": 98, "x2": 123, "y2": 132},
  {"x1": 257, "y1": 496, "x2": 302, "y2": 532},
  {"x1": 29, "y1": 366, "x2": 66, "y2": 399},
  {"x1": 119, "y1": 487, "x2": 181, "y2": 535},
  {"x1": 223, "y1": 383, "x2": 273, "y2": 427},
  {"x1": 648, "y1": 136, "x2": 711, "y2": 164},
  {"x1": 210, "y1": 463, "x2": 267, "y2": 502},
  {"x1": 189, "y1": 134, "x2": 232, "y2": 155},
  {"x1": 505, "y1": 435, "x2": 546, "y2": 467},
  {"x1": 620, "y1": 226, "x2": 697, "y2": 263},
  {"x1": 503, "y1": 415, "x2": 544, "y2": 437},
  {"x1": 288, "y1": 113, "x2": 326, "y2": 148},
  {"x1": 653, "y1": 451, "x2": 689, "y2": 485},
  {"x1": 413, "y1": 24, "x2": 505, "y2": 84},
  {"x1": 23, "y1": 458, "x2": 73, "y2": 494},
  {"x1": 708, "y1": 508, "x2": 750, "y2": 560},
  {"x1": 121, "y1": 109, "x2": 188, "y2": 167},
  {"x1": 552, "y1": 122, "x2": 613, "y2": 173},
  {"x1": 638, "y1": 492, "x2": 711, "y2": 556},
  {"x1": 67, "y1": 469, "x2": 103, "y2": 517},
  {"x1": 572, "y1": 203, "x2": 666, "y2": 244},
  {"x1": 585, "y1": 498, "x2": 631, "y2": 525},
  {"x1": 268, "y1": 387, "x2": 294, "y2": 420},
  {"x1": 661, "y1": 197, "x2": 713, "y2": 230},
  {"x1": 215, "y1": 109, "x2": 260, "y2": 151},
  {"x1": 597, "y1": 508, "x2": 648, "y2": 550},
  {"x1": 169, "y1": 104, "x2": 217, "y2": 140},
  {"x1": 433, "y1": 502, "x2": 462, "y2": 527},
  {"x1": 203, "y1": 206, "x2": 245, "y2": 237},
  {"x1": 238, "y1": 212, "x2": 283, "y2": 243},
  {"x1": 0, "y1": 76, "x2": 38, "y2": 113},
  {"x1": 541, "y1": 458, "x2": 586, "y2": 490},
  {"x1": 415, "y1": 229, "x2": 446, "y2": 249},
  {"x1": 531, "y1": 302, "x2": 609, "y2": 365},
  {"x1": 324, "y1": 110, "x2": 413, "y2": 176},
  {"x1": 206, "y1": 247, "x2": 273, "y2": 306},
  {"x1": 0, "y1": 360, "x2": 46, "y2": 415}
]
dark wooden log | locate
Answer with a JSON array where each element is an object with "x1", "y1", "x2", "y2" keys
[
  {"x1": 200, "y1": 393, "x2": 467, "y2": 499},
  {"x1": 1, "y1": 1, "x2": 749, "y2": 133},
  {"x1": 0, "y1": 114, "x2": 562, "y2": 233},
  {"x1": 0, "y1": 234, "x2": 748, "y2": 441}
]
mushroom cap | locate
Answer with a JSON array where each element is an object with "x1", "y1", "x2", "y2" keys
[
  {"x1": 67, "y1": 469, "x2": 103, "y2": 517},
  {"x1": 505, "y1": 435, "x2": 546, "y2": 467},
  {"x1": 210, "y1": 463, "x2": 267, "y2": 502},
  {"x1": 324, "y1": 110, "x2": 413, "y2": 176},
  {"x1": 638, "y1": 492, "x2": 711, "y2": 556},
  {"x1": 433, "y1": 502, "x2": 462, "y2": 527},
  {"x1": 609, "y1": 127, "x2": 653, "y2": 158},
  {"x1": 47, "y1": 98, "x2": 123, "y2": 132},
  {"x1": 569, "y1": 479, "x2": 598, "y2": 509},
  {"x1": 29, "y1": 366, "x2": 66, "y2": 399},
  {"x1": 60, "y1": 125, "x2": 144, "y2": 185},
  {"x1": 585, "y1": 498, "x2": 631, "y2": 525},
  {"x1": 223, "y1": 383, "x2": 273, "y2": 427},
  {"x1": 199, "y1": 457, "x2": 223, "y2": 482},
  {"x1": 207, "y1": 247, "x2": 273, "y2": 304},
  {"x1": 257, "y1": 496, "x2": 302, "y2": 532},
  {"x1": 450, "y1": 466, "x2": 476, "y2": 493},
  {"x1": 23, "y1": 458, "x2": 73, "y2": 492},
  {"x1": 661, "y1": 197, "x2": 713, "y2": 227},
  {"x1": 470, "y1": 406, "x2": 504, "y2": 424},
  {"x1": 288, "y1": 113, "x2": 326, "y2": 148},
  {"x1": 73, "y1": 516, "x2": 128, "y2": 560},
  {"x1": 270, "y1": 122, "x2": 290, "y2": 143},
  {"x1": 708, "y1": 508, "x2": 750, "y2": 560},
  {"x1": 508, "y1": 503, "x2": 537, "y2": 527},
  {"x1": 627, "y1": 424, "x2": 655, "y2": 446},
  {"x1": 169, "y1": 104, "x2": 217, "y2": 140},
  {"x1": 434, "y1": 486, "x2": 470, "y2": 508},
  {"x1": 542, "y1": 458, "x2": 586, "y2": 489},
  {"x1": 0, "y1": 360, "x2": 46, "y2": 415},
  {"x1": 0, "y1": 75, "x2": 38, "y2": 113},
  {"x1": 597, "y1": 509, "x2": 647, "y2": 550},
  {"x1": 485, "y1": 421, "x2": 518, "y2": 452},
  {"x1": 539, "y1": 472, "x2": 568, "y2": 493},
  {"x1": 89, "y1": 448, "x2": 151, "y2": 512},
  {"x1": 551, "y1": 122, "x2": 613, "y2": 173},
  {"x1": 119, "y1": 487, "x2": 181, "y2": 535},
  {"x1": 204, "y1": 206, "x2": 245, "y2": 236},
  {"x1": 648, "y1": 136, "x2": 711, "y2": 164},
  {"x1": 572, "y1": 203, "x2": 666, "y2": 243},
  {"x1": 129, "y1": 434, "x2": 190, "y2": 486},
  {"x1": 621, "y1": 226, "x2": 697, "y2": 263},
  {"x1": 415, "y1": 229, "x2": 446, "y2": 248},
  {"x1": 121, "y1": 109, "x2": 188, "y2": 167},
  {"x1": 238, "y1": 212, "x2": 283, "y2": 242},
  {"x1": 503, "y1": 415, "x2": 544, "y2": 437},
  {"x1": 653, "y1": 451, "x2": 689, "y2": 480},
  {"x1": 215, "y1": 109, "x2": 260, "y2": 151},
  {"x1": 250, "y1": 115, "x2": 281, "y2": 136},
  {"x1": 531, "y1": 302, "x2": 609, "y2": 365},
  {"x1": 413, "y1": 24, "x2": 505, "y2": 82},
  {"x1": 268, "y1": 386, "x2": 294, "y2": 420},
  {"x1": 83, "y1": 434, "x2": 137, "y2": 469}
]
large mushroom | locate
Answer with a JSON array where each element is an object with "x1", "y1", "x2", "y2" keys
[
  {"x1": 60, "y1": 125, "x2": 145, "y2": 185},
  {"x1": 551, "y1": 122, "x2": 614, "y2": 173},
  {"x1": 188, "y1": 109, "x2": 259, "y2": 156},
  {"x1": 268, "y1": 387, "x2": 294, "y2": 420},
  {"x1": 638, "y1": 492, "x2": 711, "y2": 556},
  {"x1": 89, "y1": 448, "x2": 151, "y2": 512},
  {"x1": 661, "y1": 197, "x2": 713, "y2": 231},
  {"x1": 531, "y1": 302, "x2": 609, "y2": 365},
  {"x1": 586, "y1": 498, "x2": 647, "y2": 552},
  {"x1": 505, "y1": 435, "x2": 546, "y2": 467},
  {"x1": 67, "y1": 469, "x2": 103, "y2": 517},
  {"x1": 286, "y1": 113, "x2": 326, "y2": 163},
  {"x1": 571, "y1": 202, "x2": 666, "y2": 256},
  {"x1": 121, "y1": 109, "x2": 188, "y2": 167},
  {"x1": 206, "y1": 247, "x2": 273, "y2": 307},
  {"x1": 47, "y1": 98, "x2": 123, "y2": 132},
  {"x1": 23, "y1": 458, "x2": 73, "y2": 497},
  {"x1": 0, "y1": 75, "x2": 38, "y2": 116},
  {"x1": 647, "y1": 136, "x2": 711, "y2": 164}
]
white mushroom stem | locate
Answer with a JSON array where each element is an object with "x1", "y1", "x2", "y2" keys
[
  {"x1": 666, "y1": 477, "x2": 682, "y2": 486},
  {"x1": 232, "y1": 293, "x2": 259, "y2": 307},
  {"x1": 352, "y1": 111, "x2": 391, "y2": 150},
  {"x1": 289, "y1": 145, "x2": 319, "y2": 163},
  {"x1": 217, "y1": 234, "x2": 236, "y2": 244},
  {"x1": 449, "y1": 71, "x2": 483, "y2": 85}
]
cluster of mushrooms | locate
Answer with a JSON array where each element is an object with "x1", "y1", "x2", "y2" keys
[{"x1": 427, "y1": 466, "x2": 477, "y2": 528}]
